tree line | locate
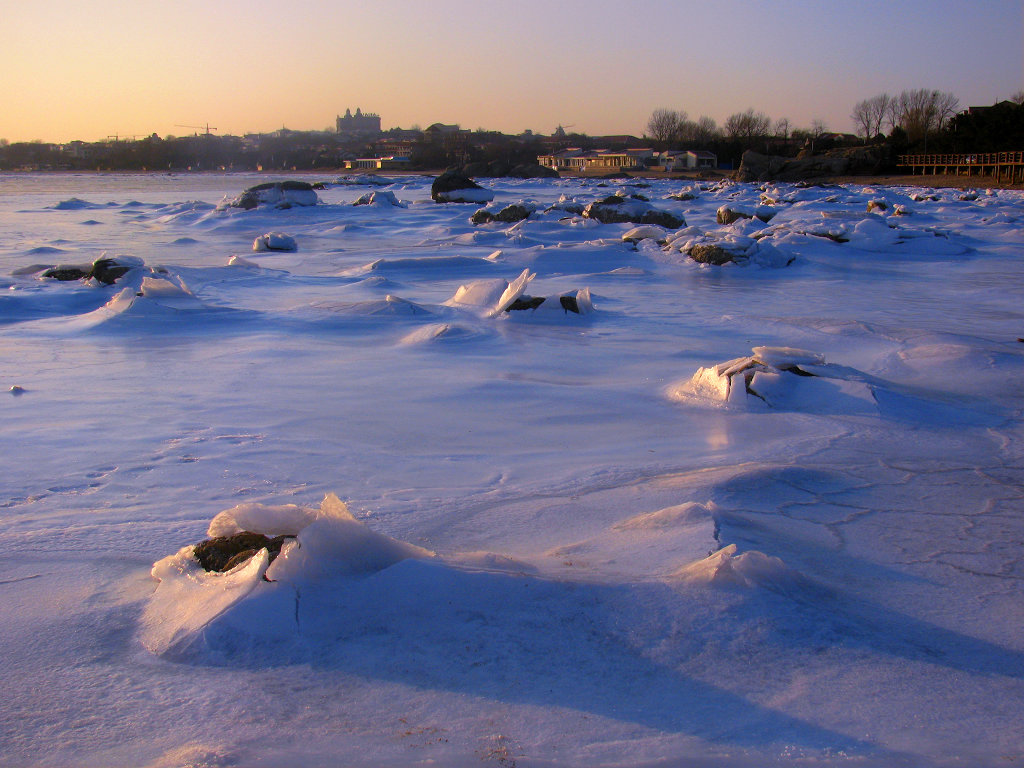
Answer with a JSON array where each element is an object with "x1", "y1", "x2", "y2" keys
[{"x1": 646, "y1": 87, "x2": 1024, "y2": 160}]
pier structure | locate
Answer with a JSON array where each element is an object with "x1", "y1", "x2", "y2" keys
[{"x1": 897, "y1": 152, "x2": 1024, "y2": 183}]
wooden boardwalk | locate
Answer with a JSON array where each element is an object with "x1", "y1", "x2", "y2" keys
[{"x1": 897, "y1": 152, "x2": 1024, "y2": 183}]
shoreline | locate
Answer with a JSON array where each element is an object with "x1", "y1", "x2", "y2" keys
[{"x1": 2, "y1": 168, "x2": 1020, "y2": 190}]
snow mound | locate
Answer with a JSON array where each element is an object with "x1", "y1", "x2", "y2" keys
[
  {"x1": 141, "y1": 494, "x2": 434, "y2": 656},
  {"x1": 252, "y1": 232, "x2": 297, "y2": 252},
  {"x1": 352, "y1": 190, "x2": 405, "y2": 207},
  {"x1": 672, "y1": 544, "x2": 795, "y2": 589}
]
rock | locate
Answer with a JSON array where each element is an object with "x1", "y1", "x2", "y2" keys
[
  {"x1": 431, "y1": 172, "x2": 494, "y2": 203},
  {"x1": 867, "y1": 200, "x2": 888, "y2": 213},
  {"x1": 90, "y1": 257, "x2": 135, "y2": 285},
  {"x1": 510, "y1": 163, "x2": 559, "y2": 179},
  {"x1": 42, "y1": 265, "x2": 91, "y2": 281},
  {"x1": 42, "y1": 255, "x2": 143, "y2": 284},
  {"x1": 228, "y1": 181, "x2": 319, "y2": 210},
  {"x1": 462, "y1": 161, "x2": 491, "y2": 177},
  {"x1": 716, "y1": 205, "x2": 776, "y2": 225},
  {"x1": 688, "y1": 244, "x2": 740, "y2": 265},
  {"x1": 193, "y1": 531, "x2": 295, "y2": 573},
  {"x1": 472, "y1": 202, "x2": 537, "y2": 225},
  {"x1": 582, "y1": 197, "x2": 685, "y2": 228},
  {"x1": 487, "y1": 160, "x2": 510, "y2": 177},
  {"x1": 735, "y1": 147, "x2": 889, "y2": 182},
  {"x1": 495, "y1": 203, "x2": 535, "y2": 222}
]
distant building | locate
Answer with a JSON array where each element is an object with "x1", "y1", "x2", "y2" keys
[
  {"x1": 660, "y1": 150, "x2": 718, "y2": 171},
  {"x1": 344, "y1": 156, "x2": 410, "y2": 170},
  {"x1": 538, "y1": 147, "x2": 654, "y2": 172},
  {"x1": 336, "y1": 108, "x2": 382, "y2": 136}
]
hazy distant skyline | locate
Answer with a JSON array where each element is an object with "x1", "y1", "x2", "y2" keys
[{"x1": 3, "y1": 0, "x2": 1021, "y2": 144}]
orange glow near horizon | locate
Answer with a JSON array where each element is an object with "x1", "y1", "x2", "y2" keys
[{"x1": 2, "y1": 0, "x2": 1021, "y2": 144}]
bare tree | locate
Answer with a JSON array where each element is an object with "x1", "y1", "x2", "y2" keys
[
  {"x1": 773, "y1": 117, "x2": 790, "y2": 140},
  {"x1": 645, "y1": 108, "x2": 688, "y2": 146},
  {"x1": 893, "y1": 89, "x2": 959, "y2": 146},
  {"x1": 724, "y1": 108, "x2": 771, "y2": 144},
  {"x1": 1012, "y1": 89, "x2": 1024, "y2": 106},
  {"x1": 852, "y1": 94, "x2": 894, "y2": 141},
  {"x1": 693, "y1": 115, "x2": 719, "y2": 145}
]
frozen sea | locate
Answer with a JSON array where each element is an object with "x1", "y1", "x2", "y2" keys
[{"x1": 2, "y1": 171, "x2": 1023, "y2": 767}]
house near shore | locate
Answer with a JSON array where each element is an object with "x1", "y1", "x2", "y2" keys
[
  {"x1": 660, "y1": 150, "x2": 718, "y2": 171},
  {"x1": 343, "y1": 156, "x2": 410, "y2": 170},
  {"x1": 538, "y1": 147, "x2": 655, "y2": 172}
]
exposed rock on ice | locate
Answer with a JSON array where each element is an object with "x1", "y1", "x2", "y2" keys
[
  {"x1": 471, "y1": 201, "x2": 537, "y2": 225},
  {"x1": 223, "y1": 181, "x2": 319, "y2": 210},
  {"x1": 582, "y1": 195, "x2": 685, "y2": 228},
  {"x1": 193, "y1": 531, "x2": 295, "y2": 573},
  {"x1": 431, "y1": 172, "x2": 494, "y2": 203},
  {"x1": 40, "y1": 254, "x2": 145, "y2": 284},
  {"x1": 252, "y1": 232, "x2": 297, "y2": 252},
  {"x1": 716, "y1": 204, "x2": 776, "y2": 225},
  {"x1": 141, "y1": 494, "x2": 435, "y2": 656}
]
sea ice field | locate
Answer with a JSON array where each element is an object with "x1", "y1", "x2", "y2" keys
[{"x1": 1, "y1": 171, "x2": 1023, "y2": 767}]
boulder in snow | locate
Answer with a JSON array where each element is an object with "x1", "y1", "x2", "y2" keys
[
  {"x1": 227, "y1": 181, "x2": 319, "y2": 210},
  {"x1": 431, "y1": 172, "x2": 494, "y2": 203},
  {"x1": 582, "y1": 196, "x2": 685, "y2": 228}
]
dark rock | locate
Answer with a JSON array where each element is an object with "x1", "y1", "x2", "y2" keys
[
  {"x1": 487, "y1": 160, "x2": 510, "y2": 177},
  {"x1": 472, "y1": 202, "x2": 535, "y2": 225},
  {"x1": 510, "y1": 163, "x2": 559, "y2": 179},
  {"x1": 431, "y1": 171, "x2": 493, "y2": 203},
  {"x1": 193, "y1": 531, "x2": 295, "y2": 573},
  {"x1": 232, "y1": 181, "x2": 318, "y2": 210},
  {"x1": 89, "y1": 257, "x2": 133, "y2": 285},
  {"x1": 735, "y1": 147, "x2": 889, "y2": 182},
  {"x1": 717, "y1": 207, "x2": 753, "y2": 225},
  {"x1": 559, "y1": 295, "x2": 580, "y2": 314},
  {"x1": 689, "y1": 244, "x2": 740, "y2": 265},
  {"x1": 583, "y1": 199, "x2": 685, "y2": 228},
  {"x1": 640, "y1": 209, "x2": 686, "y2": 228},
  {"x1": 42, "y1": 266, "x2": 90, "y2": 281},
  {"x1": 507, "y1": 296, "x2": 546, "y2": 311},
  {"x1": 462, "y1": 161, "x2": 491, "y2": 177}
]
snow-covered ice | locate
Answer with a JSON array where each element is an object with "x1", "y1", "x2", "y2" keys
[{"x1": 2, "y1": 171, "x2": 1024, "y2": 767}]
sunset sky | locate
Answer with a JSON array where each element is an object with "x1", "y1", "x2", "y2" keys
[{"x1": 3, "y1": 0, "x2": 1021, "y2": 143}]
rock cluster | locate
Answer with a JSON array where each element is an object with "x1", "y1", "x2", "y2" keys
[
  {"x1": 471, "y1": 202, "x2": 537, "y2": 224},
  {"x1": 582, "y1": 195, "x2": 685, "y2": 228},
  {"x1": 734, "y1": 147, "x2": 889, "y2": 182},
  {"x1": 41, "y1": 255, "x2": 144, "y2": 284}
]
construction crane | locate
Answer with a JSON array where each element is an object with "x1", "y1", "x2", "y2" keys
[{"x1": 175, "y1": 123, "x2": 218, "y2": 136}]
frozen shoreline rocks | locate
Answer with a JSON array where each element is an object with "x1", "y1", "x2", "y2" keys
[
  {"x1": 582, "y1": 195, "x2": 685, "y2": 228},
  {"x1": 142, "y1": 494, "x2": 435, "y2": 656},
  {"x1": 223, "y1": 181, "x2": 319, "y2": 210},
  {"x1": 38, "y1": 254, "x2": 145, "y2": 284},
  {"x1": 470, "y1": 201, "x2": 537, "y2": 225},
  {"x1": 431, "y1": 171, "x2": 495, "y2": 203}
]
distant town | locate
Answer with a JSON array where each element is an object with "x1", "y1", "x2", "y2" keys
[{"x1": 1, "y1": 93, "x2": 1021, "y2": 174}]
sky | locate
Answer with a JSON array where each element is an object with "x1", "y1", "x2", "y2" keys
[{"x1": 2, "y1": 0, "x2": 1022, "y2": 144}]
